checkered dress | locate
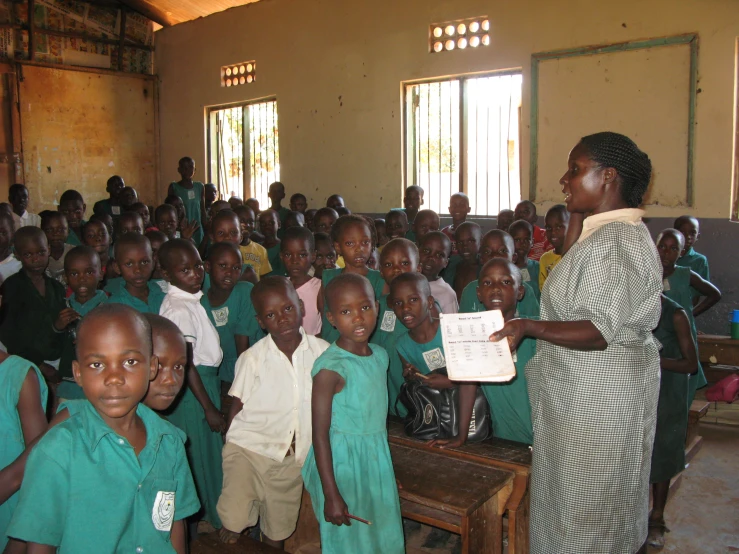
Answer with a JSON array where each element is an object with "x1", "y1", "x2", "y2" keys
[{"x1": 526, "y1": 221, "x2": 662, "y2": 553}]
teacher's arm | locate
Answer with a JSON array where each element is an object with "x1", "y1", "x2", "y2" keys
[{"x1": 491, "y1": 318, "x2": 607, "y2": 352}]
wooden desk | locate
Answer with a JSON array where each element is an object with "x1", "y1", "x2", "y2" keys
[
  {"x1": 391, "y1": 443, "x2": 514, "y2": 554},
  {"x1": 698, "y1": 335, "x2": 739, "y2": 369}
]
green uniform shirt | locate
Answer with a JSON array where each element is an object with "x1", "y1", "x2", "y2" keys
[
  {"x1": 109, "y1": 281, "x2": 166, "y2": 314},
  {"x1": 371, "y1": 293, "x2": 410, "y2": 416},
  {"x1": 396, "y1": 326, "x2": 445, "y2": 375},
  {"x1": 7, "y1": 400, "x2": 200, "y2": 552},
  {"x1": 104, "y1": 276, "x2": 125, "y2": 296},
  {"x1": 459, "y1": 279, "x2": 540, "y2": 320},
  {"x1": 92, "y1": 199, "x2": 123, "y2": 220},
  {"x1": 170, "y1": 181, "x2": 204, "y2": 244},
  {"x1": 65, "y1": 222, "x2": 87, "y2": 246},
  {"x1": 521, "y1": 258, "x2": 541, "y2": 301},
  {"x1": 265, "y1": 243, "x2": 286, "y2": 277}
]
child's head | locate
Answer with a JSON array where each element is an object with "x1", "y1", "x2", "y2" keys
[
  {"x1": 14, "y1": 226, "x2": 49, "y2": 275},
  {"x1": 404, "y1": 185, "x2": 424, "y2": 213},
  {"x1": 455, "y1": 222, "x2": 482, "y2": 261},
  {"x1": 210, "y1": 209, "x2": 242, "y2": 245},
  {"x1": 544, "y1": 204, "x2": 569, "y2": 254},
  {"x1": 389, "y1": 272, "x2": 433, "y2": 331},
  {"x1": 252, "y1": 276, "x2": 304, "y2": 337},
  {"x1": 476, "y1": 258, "x2": 524, "y2": 320},
  {"x1": 82, "y1": 220, "x2": 111, "y2": 259},
  {"x1": 290, "y1": 193, "x2": 307, "y2": 213},
  {"x1": 41, "y1": 211, "x2": 68, "y2": 247},
  {"x1": 119, "y1": 186, "x2": 138, "y2": 209},
  {"x1": 164, "y1": 194, "x2": 186, "y2": 224},
  {"x1": 64, "y1": 246, "x2": 102, "y2": 303},
  {"x1": 508, "y1": 220, "x2": 533, "y2": 267},
  {"x1": 90, "y1": 212, "x2": 114, "y2": 239},
  {"x1": 73, "y1": 304, "x2": 156, "y2": 422},
  {"x1": 419, "y1": 231, "x2": 451, "y2": 281},
  {"x1": 313, "y1": 232, "x2": 337, "y2": 278},
  {"x1": 656, "y1": 229, "x2": 685, "y2": 270},
  {"x1": 513, "y1": 201, "x2": 537, "y2": 226},
  {"x1": 205, "y1": 183, "x2": 218, "y2": 205},
  {"x1": 496, "y1": 209, "x2": 514, "y2": 231},
  {"x1": 228, "y1": 196, "x2": 244, "y2": 210},
  {"x1": 331, "y1": 215, "x2": 375, "y2": 269},
  {"x1": 335, "y1": 207, "x2": 352, "y2": 217},
  {"x1": 206, "y1": 242, "x2": 243, "y2": 292},
  {"x1": 143, "y1": 314, "x2": 187, "y2": 411},
  {"x1": 0, "y1": 202, "x2": 12, "y2": 220},
  {"x1": 58, "y1": 190, "x2": 86, "y2": 230},
  {"x1": 385, "y1": 209, "x2": 409, "y2": 240},
  {"x1": 379, "y1": 238, "x2": 419, "y2": 285},
  {"x1": 280, "y1": 227, "x2": 315, "y2": 281},
  {"x1": 0, "y1": 211, "x2": 13, "y2": 256},
  {"x1": 129, "y1": 202, "x2": 151, "y2": 228},
  {"x1": 325, "y1": 273, "x2": 378, "y2": 342},
  {"x1": 313, "y1": 207, "x2": 339, "y2": 234},
  {"x1": 116, "y1": 211, "x2": 144, "y2": 236},
  {"x1": 326, "y1": 194, "x2": 345, "y2": 210},
  {"x1": 158, "y1": 239, "x2": 204, "y2": 294},
  {"x1": 374, "y1": 218, "x2": 388, "y2": 247},
  {"x1": 305, "y1": 208, "x2": 318, "y2": 232},
  {"x1": 114, "y1": 233, "x2": 154, "y2": 288},
  {"x1": 258, "y1": 209, "x2": 280, "y2": 239},
  {"x1": 673, "y1": 215, "x2": 700, "y2": 251},
  {"x1": 412, "y1": 209, "x2": 440, "y2": 244},
  {"x1": 448, "y1": 192, "x2": 470, "y2": 225},
  {"x1": 245, "y1": 197, "x2": 260, "y2": 214},
  {"x1": 8, "y1": 183, "x2": 29, "y2": 215},
  {"x1": 268, "y1": 182, "x2": 286, "y2": 205},
  {"x1": 210, "y1": 199, "x2": 231, "y2": 218},
  {"x1": 145, "y1": 230, "x2": 168, "y2": 279},
  {"x1": 233, "y1": 205, "x2": 256, "y2": 242},
  {"x1": 284, "y1": 210, "x2": 305, "y2": 230},
  {"x1": 106, "y1": 175, "x2": 125, "y2": 201},
  {"x1": 177, "y1": 156, "x2": 196, "y2": 180},
  {"x1": 479, "y1": 230, "x2": 515, "y2": 265},
  {"x1": 155, "y1": 204, "x2": 179, "y2": 239}
]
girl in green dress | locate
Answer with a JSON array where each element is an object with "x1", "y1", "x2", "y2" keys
[
  {"x1": 169, "y1": 156, "x2": 206, "y2": 245},
  {"x1": 303, "y1": 273, "x2": 404, "y2": 554}
]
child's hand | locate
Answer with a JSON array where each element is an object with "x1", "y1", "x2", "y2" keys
[
  {"x1": 402, "y1": 362, "x2": 424, "y2": 381},
  {"x1": 54, "y1": 308, "x2": 80, "y2": 331},
  {"x1": 425, "y1": 373, "x2": 453, "y2": 390},
  {"x1": 490, "y1": 318, "x2": 527, "y2": 352},
  {"x1": 181, "y1": 219, "x2": 200, "y2": 240},
  {"x1": 204, "y1": 406, "x2": 226, "y2": 433},
  {"x1": 324, "y1": 492, "x2": 351, "y2": 526},
  {"x1": 429, "y1": 434, "x2": 466, "y2": 449}
]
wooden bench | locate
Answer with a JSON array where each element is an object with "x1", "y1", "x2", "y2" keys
[
  {"x1": 192, "y1": 532, "x2": 285, "y2": 553},
  {"x1": 391, "y1": 442, "x2": 514, "y2": 554},
  {"x1": 387, "y1": 418, "x2": 531, "y2": 554}
]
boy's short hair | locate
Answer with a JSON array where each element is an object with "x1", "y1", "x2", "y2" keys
[
  {"x1": 250, "y1": 275, "x2": 298, "y2": 313},
  {"x1": 207, "y1": 241, "x2": 241, "y2": 262},
  {"x1": 546, "y1": 204, "x2": 570, "y2": 221},
  {"x1": 178, "y1": 156, "x2": 195, "y2": 166},
  {"x1": 154, "y1": 203, "x2": 177, "y2": 220},
  {"x1": 420, "y1": 231, "x2": 452, "y2": 256},
  {"x1": 114, "y1": 232, "x2": 151, "y2": 259},
  {"x1": 673, "y1": 215, "x2": 699, "y2": 229},
  {"x1": 509, "y1": 220, "x2": 533, "y2": 236},
  {"x1": 656, "y1": 228, "x2": 685, "y2": 249},
  {"x1": 282, "y1": 226, "x2": 315, "y2": 250},
  {"x1": 145, "y1": 229, "x2": 168, "y2": 244},
  {"x1": 449, "y1": 192, "x2": 469, "y2": 204},
  {"x1": 157, "y1": 238, "x2": 196, "y2": 272},
  {"x1": 330, "y1": 214, "x2": 375, "y2": 244},
  {"x1": 64, "y1": 245, "x2": 100, "y2": 272},
  {"x1": 145, "y1": 313, "x2": 185, "y2": 342},
  {"x1": 290, "y1": 193, "x2": 307, "y2": 203},
  {"x1": 8, "y1": 183, "x2": 27, "y2": 197},
  {"x1": 128, "y1": 202, "x2": 148, "y2": 213},
  {"x1": 380, "y1": 238, "x2": 419, "y2": 265},
  {"x1": 389, "y1": 271, "x2": 431, "y2": 298},
  {"x1": 455, "y1": 221, "x2": 481, "y2": 238},
  {"x1": 325, "y1": 273, "x2": 374, "y2": 311},
  {"x1": 77, "y1": 304, "x2": 152, "y2": 357},
  {"x1": 405, "y1": 185, "x2": 424, "y2": 197},
  {"x1": 313, "y1": 232, "x2": 333, "y2": 248},
  {"x1": 211, "y1": 208, "x2": 239, "y2": 226},
  {"x1": 13, "y1": 226, "x2": 45, "y2": 250},
  {"x1": 385, "y1": 208, "x2": 408, "y2": 222},
  {"x1": 59, "y1": 189, "x2": 84, "y2": 205},
  {"x1": 481, "y1": 258, "x2": 523, "y2": 287},
  {"x1": 40, "y1": 210, "x2": 64, "y2": 227}
]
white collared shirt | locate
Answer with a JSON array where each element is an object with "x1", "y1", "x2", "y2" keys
[
  {"x1": 159, "y1": 285, "x2": 223, "y2": 367},
  {"x1": 18, "y1": 210, "x2": 41, "y2": 228},
  {"x1": 578, "y1": 208, "x2": 645, "y2": 244},
  {"x1": 0, "y1": 253, "x2": 21, "y2": 286},
  {"x1": 429, "y1": 278, "x2": 459, "y2": 314},
  {"x1": 227, "y1": 329, "x2": 329, "y2": 465}
]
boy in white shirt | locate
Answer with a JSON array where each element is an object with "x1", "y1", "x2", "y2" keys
[
  {"x1": 9, "y1": 184, "x2": 41, "y2": 228},
  {"x1": 217, "y1": 276, "x2": 329, "y2": 548},
  {"x1": 419, "y1": 231, "x2": 458, "y2": 313}
]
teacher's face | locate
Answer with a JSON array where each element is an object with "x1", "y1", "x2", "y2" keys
[{"x1": 560, "y1": 143, "x2": 606, "y2": 214}]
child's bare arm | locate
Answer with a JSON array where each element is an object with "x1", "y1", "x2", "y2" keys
[
  {"x1": 312, "y1": 369, "x2": 350, "y2": 526},
  {"x1": 227, "y1": 397, "x2": 244, "y2": 431},
  {"x1": 661, "y1": 309, "x2": 699, "y2": 374},
  {"x1": 688, "y1": 271, "x2": 721, "y2": 318},
  {"x1": 430, "y1": 383, "x2": 477, "y2": 449},
  {"x1": 171, "y1": 520, "x2": 187, "y2": 554},
  {"x1": 234, "y1": 335, "x2": 249, "y2": 358},
  {"x1": 26, "y1": 543, "x2": 56, "y2": 553},
  {"x1": 185, "y1": 344, "x2": 225, "y2": 433},
  {"x1": 317, "y1": 283, "x2": 325, "y2": 316}
]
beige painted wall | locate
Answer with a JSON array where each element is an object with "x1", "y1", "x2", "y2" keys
[{"x1": 155, "y1": 0, "x2": 739, "y2": 218}]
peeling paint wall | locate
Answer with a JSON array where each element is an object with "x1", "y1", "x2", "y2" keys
[{"x1": 19, "y1": 65, "x2": 157, "y2": 213}]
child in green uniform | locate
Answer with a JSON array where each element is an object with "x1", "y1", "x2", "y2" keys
[
  {"x1": 41, "y1": 211, "x2": 73, "y2": 284},
  {"x1": 58, "y1": 190, "x2": 87, "y2": 246},
  {"x1": 410, "y1": 209, "x2": 440, "y2": 246},
  {"x1": 268, "y1": 181, "x2": 291, "y2": 233},
  {"x1": 403, "y1": 185, "x2": 424, "y2": 231},
  {"x1": 159, "y1": 239, "x2": 225, "y2": 529},
  {"x1": 116, "y1": 210, "x2": 144, "y2": 236},
  {"x1": 313, "y1": 207, "x2": 339, "y2": 235},
  {"x1": 57, "y1": 246, "x2": 108, "y2": 400},
  {"x1": 374, "y1": 238, "x2": 420, "y2": 416},
  {"x1": 7, "y1": 304, "x2": 200, "y2": 553},
  {"x1": 92, "y1": 175, "x2": 125, "y2": 220},
  {"x1": 657, "y1": 229, "x2": 720, "y2": 403},
  {"x1": 385, "y1": 209, "x2": 409, "y2": 241},
  {"x1": 234, "y1": 205, "x2": 272, "y2": 280},
  {"x1": 202, "y1": 242, "x2": 263, "y2": 385},
  {"x1": 313, "y1": 232, "x2": 337, "y2": 278},
  {"x1": 155, "y1": 203, "x2": 180, "y2": 240},
  {"x1": 82, "y1": 219, "x2": 115, "y2": 283},
  {"x1": 674, "y1": 215, "x2": 710, "y2": 299},
  {"x1": 169, "y1": 156, "x2": 206, "y2": 245},
  {"x1": 108, "y1": 234, "x2": 165, "y2": 314},
  {"x1": 509, "y1": 220, "x2": 540, "y2": 301},
  {"x1": 206, "y1": 209, "x2": 259, "y2": 286},
  {"x1": 318, "y1": 215, "x2": 385, "y2": 344},
  {"x1": 303, "y1": 273, "x2": 404, "y2": 554},
  {"x1": 259, "y1": 209, "x2": 285, "y2": 276},
  {"x1": 647, "y1": 295, "x2": 698, "y2": 549}
]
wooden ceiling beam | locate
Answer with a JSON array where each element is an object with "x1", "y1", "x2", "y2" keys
[{"x1": 117, "y1": 0, "x2": 176, "y2": 27}]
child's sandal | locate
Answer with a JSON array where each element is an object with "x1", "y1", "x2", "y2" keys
[{"x1": 647, "y1": 519, "x2": 669, "y2": 549}]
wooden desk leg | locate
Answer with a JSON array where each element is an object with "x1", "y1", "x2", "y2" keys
[
  {"x1": 506, "y1": 474, "x2": 530, "y2": 554},
  {"x1": 464, "y1": 479, "x2": 513, "y2": 554}
]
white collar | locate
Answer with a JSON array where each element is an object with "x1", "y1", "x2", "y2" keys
[
  {"x1": 266, "y1": 327, "x2": 308, "y2": 357},
  {"x1": 166, "y1": 284, "x2": 203, "y2": 301},
  {"x1": 578, "y1": 208, "x2": 644, "y2": 243}
]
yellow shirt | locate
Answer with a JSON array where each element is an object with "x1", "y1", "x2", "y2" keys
[
  {"x1": 539, "y1": 250, "x2": 562, "y2": 289},
  {"x1": 240, "y1": 241, "x2": 272, "y2": 278},
  {"x1": 336, "y1": 255, "x2": 345, "y2": 268}
]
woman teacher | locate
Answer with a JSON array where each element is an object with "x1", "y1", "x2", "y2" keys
[{"x1": 493, "y1": 132, "x2": 662, "y2": 553}]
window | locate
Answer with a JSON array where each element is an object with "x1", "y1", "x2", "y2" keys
[
  {"x1": 207, "y1": 99, "x2": 280, "y2": 206},
  {"x1": 404, "y1": 72, "x2": 522, "y2": 216}
]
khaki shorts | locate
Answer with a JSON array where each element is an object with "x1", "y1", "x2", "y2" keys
[{"x1": 217, "y1": 441, "x2": 303, "y2": 541}]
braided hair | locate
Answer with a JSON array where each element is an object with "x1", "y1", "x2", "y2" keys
[{"x1": 579, "y1": 132, "x2": 652, "y2": 208}]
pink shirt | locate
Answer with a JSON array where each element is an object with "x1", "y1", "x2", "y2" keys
[{"x1": 296, "y1": 277, "x2": 322, "y2": 335}]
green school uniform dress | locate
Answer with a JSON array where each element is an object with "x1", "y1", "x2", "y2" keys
[
  {"x1": 57, "y1": 290, "x2": 108, "y2": 400},
  {"x1": 92, "y1": 199, "x2": 122, "y2": 220},
  {"x1": 201, "y1": 282, "x2": 264, "y2": 383},
  {"x1": 405, "y1": 229, "x2": 417, "y2": 243},
  {"x1": 521, "y1": 259, "x2": 541, "y2": 301},
  {"x1": 7, "y1": 400, "x2": 200, "y2": 553},
  {"x1": 0, "y1": 355, "x2": 47, "y2": 551},
  {"x1": 663, "y1": 265, "x2": 706, "y2": 402},
  {"x1": 320, "y1": 268, "x2": 385, "y2": 344},
  {"x1": 371, "y1": 293, "x2": 409, "y2": 416},
  {"x1": 459, "y1": 280, "x2": 541, "y2": 320},
  {"x1": 650, "y1": 296, "x2": 691, "y2": 484},
  {"x1": 266, "y1": 243, "x2": 286, "y2": 277},
  {"x1": 170, "y1": 181, "x2": 205, "y2": 244},
  {"x1": 677, "y1": 246, "x2": 709, "y2": 299},
  {"x1": 396, "y1": 326, "x2": 446, "y2": 375},
  {"x1": 103, "y1": 276, "x2": 125, "y2": 296},
  {"x1": 302, "y1": 344, "x2": 404, "y2": 554},
  {"x1": 108, "y1": 281, "x2": 166, "y2": 314},
  {"x1": 0, "y1": 271, "x2": 66, "y2": 366}
]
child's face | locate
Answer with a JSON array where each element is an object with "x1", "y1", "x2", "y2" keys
[
  {"x1": 94, "y1": 214, "x2": 114, "y2": 238},
  {"x1": 73, "y1": 313, "x2": 156, "y2": 425},
  {"x1": 145, "y1": 326, "x2": 186, "y2": 412},
  {"x1": 326, "y1": 282, "x2": 378, "y2": 343},
  {"x1": 374, "y1": 221, "x2": 388, "y2": 246},
  {"x1": 255, "y1": 286, "x2": 304, "y2": 338},
  {"x1": 115, "y1": 244, "x2": 154, "y2": 288},
  {"x1": 211, "y1": 215, "x2": 242, "y2": 245},
  {"x1": 120, "y1": 188, "x2": 138, "y2": 209},
  {"x1": 419, "y1": 236, "x2": 450, "y2": 280},
  {"x1": 390, "y1": 280, "x2": 432, "y2": 331},
  {"x1": 245, "y1": 198, "x2": 260, "y2": 214},
  {"x1": 0, "y1": 218, "x2": 12, "y2": 255},
  {"x1": 314, "y1": 213, "x2": 336, "y2": 235},
  {"x1": 59, "y1": 199, "x2": 86, "y2": 229},
  {"x1": 149, "y1": 236, "x2": 167, "y2": 279},
  {"x1": 448, "y1": 196, "x2": 470, "y2": 224},
  {"x1": 118, "y1": 214, "x2": 144, "y2": 236},
  {"x1": 305, "y1": 209, "x2": 317, "y2": 232},
  {"x1": 10, "y1": 186, "x2": 28, "y2": 214},
  {"x1": 510, "y1": 227, "x2": 532, "y2": 266},
  {"x1": 17, "y1": 236, "x2": 49, "y2": 275},
  {"x1": 258, "y1": 212, "x2": 279, "y2": 238},
  {"x1": 42, "y1": 214, "x2": 69, "y2": 245},
  {"x1": 545, "y1": 213, "x2": 568, "y2": 253},
  {"x1": 205, "y1": 185, "x2": 218, "y2": 205},
  {"x1": 676, "y1": 220, "x2": 699, "y2": 250},
  {"x1": 106, "y1": 177, "x2": 125, "y2": 199},
  {"x1": 314, "y1": 241, "x2": 337, "y2": 278},
  {"x1": 367, "y1": 249, "x2": 379, "y2": 271},
  {"x1": 236, "y1": 208, "x2": 256, "y2": 238},
  {"x1": 476, "y1": 262, "x2": 524, "y2": 320},
  {"x1": 327, "y1": 195, "x2": 345, "y2": 210},
  {"x1": 514, "y1": 203, "x2": 537, "y2": 225},
  {"x1": 83, "y1": 221, "x2": 110, "y2": 256},
  {"x1": 167, "y1": 199, "x2": 186, "y2": 223},
  {"x1": 497, "y1": 211, "x2": 514, "y2": 231},
  {"x1": 480, "y1": 234, "x2": 514, "y2": 265},
  {"x1": 380, "y1": 244, "x2": 418, "y2": 285},
  {"x1": 386, "y1": 213, "x2": 409, "y2": 240},
  {"x1": 657, "y1": 233, "x2": 683, "y2": 269},
  {"x1": 162, "y1": 245, "x2": 205, "y2": 294},
  {"x1": 178, "y1": 159, "x2": 195, "y2": 180},
  {"x1": 206, "y1": 248, "x2": 242, "y2": 291},
  {"x1": 156, "y1": 207, "x2": 178, "y2": 239},
  {"x1": 335, "y1": 222, "x2": 373, "y2": 269},
  {"x1": 135, "y1": 205, "x2": 150, "y2": 227},
  {"x1": 290, "y1": 197, "x2": 307, "y2": 213},
  {"x1": 268, "y1": 184, "x2": 285, "y2": 203},
  {"x1": 404, "y1": 190, "x2": 423, "y2": 212},
  {"x1": 455, "y1": 227, "x2": 481, "y2": 260},
  {"x1": 66, "y1": 254, "x2": 102, "y2": 303},
  {"x1": 281, "y1": 238, "x2": 315, "y2": 280},
  {"x1": 413, "y1": 212, "x2": 440, "y2": 244}
]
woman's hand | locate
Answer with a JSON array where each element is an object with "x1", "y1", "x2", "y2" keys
[
  {"x1": 204, "y1": 406, "x2": 226, "y2": 433},
  {"x1": 324, "y1": 491, "x2": 351, "y2": 526},
  {"x1": 490, "y1": 318, "x2": 529, "y2": 352}
]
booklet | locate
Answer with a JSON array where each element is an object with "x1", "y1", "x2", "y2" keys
[{"x1": 440, "y1": 310, "x2": 516, "y2": 382}]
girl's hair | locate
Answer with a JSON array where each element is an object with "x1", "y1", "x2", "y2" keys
[
  {"x1": 330, "y1": 214, "x2": 377, "y2": 246},
  {"x1": 579, "y1": 132, "x2": 652, "y2": 208}
]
